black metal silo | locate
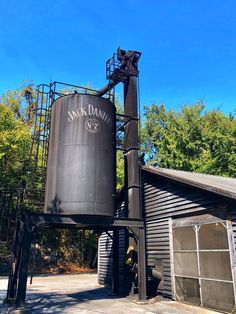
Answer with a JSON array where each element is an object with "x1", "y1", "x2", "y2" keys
[{"x1": 44, "y1": 94, "x2": 116, "y2": 219}]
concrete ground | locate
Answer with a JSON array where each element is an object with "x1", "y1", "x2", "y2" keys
[{"x1": 0, "y1": 273, "x2": 218, "y2": 314}]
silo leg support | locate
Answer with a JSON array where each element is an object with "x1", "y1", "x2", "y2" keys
[
  {"x1": 112, "y1": 229, "x2": 119, "y2": 293},
  {"x1": 6, "y1": 221, "x2": 22, "y2": 302},
  {"x1": 138, "y1": 226, "x2": 147, "y2": 301},
  {"x1": 15, "y1": 223, "x2": 33, "y2": 308}
]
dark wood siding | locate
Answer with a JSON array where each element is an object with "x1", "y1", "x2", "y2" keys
[
  {"x1": 98, "y1": 169, "x2": 235, "y2": 299},
  {"x1": 98, "y1": 229, "x2": 127, "y2": 290},
  {"x1": 98, "y1": 202, "x2": 126, "y2": 291},
  {"x1": 98, "y1": 232, "x2": 113, "y2": 286},
  {"x1": 145, "y1": 218, "x2": 171, "y2": 296},
  {"x1": 230, "y1": 207, "x2": 236, "y2": 252},
  {"x1": 142, "y1": 169, "x2": 232, "y2": 298}
]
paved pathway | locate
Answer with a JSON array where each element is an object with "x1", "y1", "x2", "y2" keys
[{"x1": 0, "y1": 273, "x2": 217, "y2": 313}]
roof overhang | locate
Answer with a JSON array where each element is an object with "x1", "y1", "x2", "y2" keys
[{"x1": 142, "y1": 166, "x2": 236, "y2": 201}]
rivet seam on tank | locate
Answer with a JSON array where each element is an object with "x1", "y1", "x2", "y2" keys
[{"x1": 67, "y1": 103, "x2": 112, "y2": 133}]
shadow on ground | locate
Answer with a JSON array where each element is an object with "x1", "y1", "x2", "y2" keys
[
  {"x1": 1, "y1": 274, "x2": 218, "y2": 314},
  {"x1": 6, "y1": 287, "x2": 121, "y2": 314}
]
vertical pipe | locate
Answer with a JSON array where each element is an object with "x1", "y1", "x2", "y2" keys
[
  {"x1": 124, "y1": 76, "x2": 140, "y2": 219},
  {"x1": 138, "y1": 226, "x2": 147, "y2": 300},
  {"x1": 124, "y1": 75, "x2": 147, "y2": 300}
]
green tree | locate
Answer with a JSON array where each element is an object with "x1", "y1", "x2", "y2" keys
[
  {"x1": 0, "y1": 102, "x2": 32, "y2": 189},
  {"x1": 115, "y1": 101, "x2": 125, "y2": 191},
  {"x1": 142, "y1": 102, "x2": 236, "y2": 177},
  {"x1": 1, "y1": 84, "x2": 36, "y2": 124}
]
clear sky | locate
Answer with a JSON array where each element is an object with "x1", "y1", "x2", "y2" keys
[{"x1": 0, "y1": 0, "x2": 236, "y2": 114}]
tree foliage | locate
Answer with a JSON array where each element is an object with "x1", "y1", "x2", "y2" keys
[
  {"x1": 142, "y1": 102, "x2": 236, "y2": 177},
  {"x1": 0, "y1": 86, "x2": 35, "y2": 189},
  {"x1": 116, "y1": 101, "x2": 125, "y2": 191}
]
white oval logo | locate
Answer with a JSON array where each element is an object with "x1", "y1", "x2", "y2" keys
[{"x1": 85, "y1": 118, "x2": 100, "y2": 134}]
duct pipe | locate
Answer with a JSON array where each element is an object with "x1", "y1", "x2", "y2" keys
[{"x1": 125, "y1": 246, "x2": 162, "y2": 282}]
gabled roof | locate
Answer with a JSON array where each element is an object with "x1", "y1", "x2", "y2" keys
[{"x1": 142, "y1": 166, "x2": 236, "y2": 200}]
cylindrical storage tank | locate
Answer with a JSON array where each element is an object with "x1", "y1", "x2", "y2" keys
[{"x1": 44, "y1": 94, "x2": 116, "y2": 219}]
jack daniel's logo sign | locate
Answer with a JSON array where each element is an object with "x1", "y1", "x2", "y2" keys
[
  {"x1": 85, "y1": 118, "x2": 100, "y2": 134},
  {"x1": 67, "y1": 104, "x2": 112, "y2": 133}
]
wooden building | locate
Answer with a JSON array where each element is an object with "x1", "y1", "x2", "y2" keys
[{"x1": 98, "y1": 166, "x2": 236, "y2": 313}]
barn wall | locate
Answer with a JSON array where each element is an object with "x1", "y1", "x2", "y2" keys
[
  {"x1": 98, "y1": 169, "x2": 235, "y2": 300},
  {"x1": 98, "y1": 231, "x2": 113, "y2": 286},
  {"x1": 98, "y1": 202, "x2": 127, "y2": 292},
  {"x1": 142, "y1": 170, "x2": 233, "y2": 298},
  {"x1": 230, "y1": 207, "x2": 236, "y2": 252}
]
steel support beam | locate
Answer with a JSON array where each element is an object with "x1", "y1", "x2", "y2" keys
[
  {"x1": 138, "y1": 226, "x2": 147, "y2": 300},
  {"x1": 124, "y1": 75, "x2": 147, "y2": 300},
  {"x1": 15, "y1": 222, "x2": 33, "y2": 308},
  {"x1": 6, "y1": 220, "x2": 23, "y2": 302},
  {"x1": 112, "y1": 229, "x2": 119, "y2": 293},
  {"x1": 22, "y1": 214, "x2": 144, "y2": 229}
]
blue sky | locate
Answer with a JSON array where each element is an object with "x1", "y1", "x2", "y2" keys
[{"x1": 0, "y1": 0, "x2": 236, "y2": 114}]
